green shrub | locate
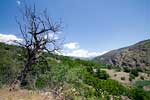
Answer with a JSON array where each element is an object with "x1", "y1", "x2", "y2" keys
[
  {"x1": 137, "y1": 67, "x2": 144, "y2": 72},
  {"x1": 35, "y1": 74, "x2": 49, "y2": 89},
  {"x1": 115, "y1": 67, "x2": 121, "y2": 72},
  {"x1": 133, "y1": 80, "x2": 150, "y2": 89},
  {"x1": 123, "y1": 67, "x2": 130, "y2": 73},
  {"x1": 95, "y1": 69, "x2": 109, "y2": 80},
  {"x1": 140, "y1": 76, "x2": 144, "y2": 80},
  {"x1": 107, "y1": 65, "x2": 113, "y2": 69},
  {"x1": 0, "y1": 43, "x2": 150, "y2": 100},
  {"x1": 84, "y1": 75, "x2": 128, "y2": 96},
  {"x1": 121, "y1": 77, "x2": 125, "y2": 80},
  {"x1": 129, "y1": 73, "x2": 135, "y2": 80},
  {"x1": 129, "y1": 77, "x2": 132, "y2": 81},
  {"x1": 130, "y1": 69, "x2": 139, "y2": 77},
  {"x1": 0, "y1": 64, "x2": 14, "y2": 84},
  {"x1": 130, "y1": 88, "x2": 150, "y2": 100}
]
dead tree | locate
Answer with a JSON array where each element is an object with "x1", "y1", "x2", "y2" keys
[{"x1": 11, "y1": 4, "x2": 62, "y2": 88}]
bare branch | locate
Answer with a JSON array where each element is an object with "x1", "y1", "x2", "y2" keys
[{"x1": 13, "y1": 3, "x2": 63, "y2": 88}]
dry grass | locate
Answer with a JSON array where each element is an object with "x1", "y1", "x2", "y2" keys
[
  {"x1": 0, "y1": 88, "x2": 55, "y2": 100},
  {"x1": 143, "y1": 85, "x2": 150, "y2": 91},
  {"x1": 135, "y1": 72, "x2": 150, "y2": 80},
  {"x1": 102, "y1": 69, "x2": 131, "y2": 85},
  {"x1": 102, "y1": 69, "x2": 150, "y2": 86}
]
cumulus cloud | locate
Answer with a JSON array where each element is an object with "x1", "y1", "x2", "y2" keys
[
  {"x1": 63, "y1": 49, "x2": 107, "y2": 58},
  {"x1": 0, "y1": 33, "x2": 22, "y2": 44},
  {"x1": 0, "y1": 33, "x2": 107, "y2": 58},
  {"x1": 44, "y1": 32, "x2": 59, "y2": 40},
  {"x1": 16, "y1": 0, "x2": 21, "y2": 5},
  {"x1": 64, "y1": 42, "x2": 80, "y2": 49},
  {"x1": 62, "y1": 42, "x2": 108, "y2": 58}
]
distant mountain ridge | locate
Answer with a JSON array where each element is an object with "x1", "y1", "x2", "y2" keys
[{"x1": 93, "y1": 39, "x2": 150, "y2": 67}]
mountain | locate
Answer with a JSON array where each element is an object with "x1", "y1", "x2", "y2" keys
[{"x1": 93, "y1": 39, "x2": 150, "y2": 67}]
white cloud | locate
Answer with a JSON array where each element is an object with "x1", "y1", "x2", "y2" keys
[
  {"x1": 0, "y1": 33, "x2": 22, "y2": 44},
  {"x1": 44, "y1": 32, "x2": 59, "y2": 40},
  {"x1": 62, "y1": 49, "x2": 107, "y2": 58},
  {"x1": 62, "y1": 42, "x2": 108, "y2": 58},
  {"x1": 16, "y1": 0, "x2": 21, "y2": 5},
  {"x1": 0, "y1": 33, "x2": 107, "y2": 58},
  {"x1": 64, "y1": 42, "x2": 80, "y2": 49}
]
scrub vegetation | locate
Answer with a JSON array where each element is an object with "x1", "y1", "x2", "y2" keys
[{"x1": 0, "y1": 42, "x2": 150, "y2": 100}]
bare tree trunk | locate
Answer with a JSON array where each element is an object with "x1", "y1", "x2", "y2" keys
[
  {"x1": 9, "y1": 57, "x2": 32, "y2": 91},
  {"x1": 10, "y1": 3, "x2": 62, "y2": 91},
  {"x1": 18, "y1": 61, "x2": 31, "y2": 85}
]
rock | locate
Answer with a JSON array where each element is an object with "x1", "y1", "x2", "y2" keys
[
  {"x1": 93, "y1": 39, "x2": 150, "y2": 68},
  {"x1": 121, "y1": 96, "x2": 131, "y2": 100}
]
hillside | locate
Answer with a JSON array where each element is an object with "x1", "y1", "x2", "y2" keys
[
  {"x1": 93, "y1": 39, "x2": 150, "y2": 68},
  {"x1": 0, "y1": 42, "x2": 150, "y2": 100},
  {"x1": 0, "y1": 88, "x2": 55, "y2": 100}
]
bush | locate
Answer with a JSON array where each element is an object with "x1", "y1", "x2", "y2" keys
[
  {"x1": 123, "y1": 67, "x2": 130, "y2": 73},
  {"x1": 137, "y1": 67, "x2": 144, "y2": 72},
  {"x1": 130, "y1": 88, "x2": 150, "y2": 100},
  {"x1": 84, "y1": 75, "x2": 128, "y2": 96},
  {"x1": 133, "y1": 80, "x2": 150, "y2": 89},
  {"x1": 107, "y1": 65, "x2": 113, "y2": 69},
  {"x1": 129, "y1": 73, "x2": 135, "y2": 80},
  {"x1": 0, "y1": 43, "x2": 150, "y2": 100},
  {"x1": 129, "y1": 77, "x2": 132, "y2": 81},
  {"x1": 115, "y1": 68, "x2": 121, "y2": 72},
  {"x1": 96, "y1": 70, "x2": 109, "y2": 80},
  {"x1": 148, "y1": 74, "x2": 150, "y2": 77},
  {"x1": 121, "y1": 77, "x2": 125, "y2": 80},
  {"x1": 140, "y1": 76, "x2": 144, "y2": 80},
  {"x1": 130, "y1": 69, "x2": 139, "y2": 77}
]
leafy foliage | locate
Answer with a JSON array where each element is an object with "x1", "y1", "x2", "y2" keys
[
  {"x1": 133, "y1": 80, "x2": 150, "y2": 89},
  {"x1": 0, "y1": 43, "x2": 23, "y2": 86},
  {"x1": 0, "y1": 42, "x2": 150, "y2": 100},
  {"x1": 123, "y1": 67, "x2": 131, "y2": 73},
  {"x1": 130, "y1": 88, "x2": 150, "y2": 100},
  {"x1": 94, "y1": 69, "x2": 109, "y2": 80},
  {"x1": 130, "y1": 69, "x2": 139, "y2": 77}
]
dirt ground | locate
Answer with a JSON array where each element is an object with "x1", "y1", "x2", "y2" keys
[
  {"x1": 102, "y1": 69, "x2": 131, "y2": 85},
  {"x1": 0, "y1": 88, "x2": 55, "y2": 100},
  {"x1": 102, "y1": 69, "x2": 150, "y2": 86}
]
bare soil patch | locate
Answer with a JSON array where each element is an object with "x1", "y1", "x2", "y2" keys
[{"x1": 0, "y1": 88, "x2": 55, "y2": 100}]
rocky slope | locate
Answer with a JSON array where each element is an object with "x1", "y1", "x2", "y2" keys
[{"x1": 93, "y1": 39, "x2": 150, "y2": 67}]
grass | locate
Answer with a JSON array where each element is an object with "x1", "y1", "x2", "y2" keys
[
  {"x1": 0, "y1": 42, "x2": 150, "y2": 100},
  {"x1": 133, "y1": 80, "x2": 150, "y2": 88},
  {"x1": 0, "y1": 88, "x2": 55, "y2": 100}
]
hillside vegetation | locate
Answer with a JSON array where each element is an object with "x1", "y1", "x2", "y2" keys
[
  {"x1": 0, "y1": 88, "x2": 55, "y2": 100},
  {"x1": 0, "y1": 42, "x2": 150, "y2": 100}
]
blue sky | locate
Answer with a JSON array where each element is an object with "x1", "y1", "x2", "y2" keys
[{"x1": 0, "y1": 0, "x2": 149, "y2": 57}]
